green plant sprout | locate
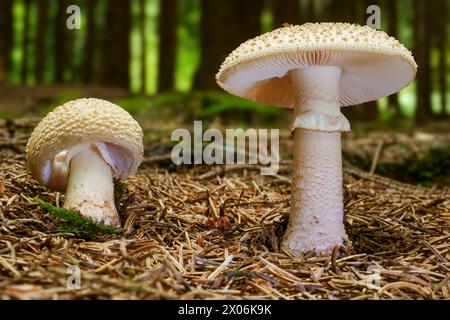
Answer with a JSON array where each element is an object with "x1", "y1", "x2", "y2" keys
[{"x1": 35, "y1": 198, "x2": 123, "y2": 236}]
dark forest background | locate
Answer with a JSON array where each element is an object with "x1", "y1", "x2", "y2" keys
[{"x1": 0, "y1": 0, "x2": 448, "y2": 127}]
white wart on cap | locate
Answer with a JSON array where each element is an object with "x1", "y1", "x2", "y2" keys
[{"x1": 26, "y1": 98, "x2": 144, "y2": 227}]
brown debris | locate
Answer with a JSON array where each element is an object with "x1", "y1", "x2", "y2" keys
[{"x1": 0, "y1": 121, "x2": 449, "y2": 300}]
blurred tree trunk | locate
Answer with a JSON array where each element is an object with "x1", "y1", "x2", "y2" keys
[
  {"x1": 54, "y1": 0, "x2": 67, "y2": 83},
  {"x1": 327, "y1": 0, "x2": 356, "y2": 22},
  {"x1": 82, "y1": 0, "x2": 95, "y2": 84},
  {"x1": 359, "y1": 0, "x2": 379, "y2": 121},
  {"x1": 35, "y1": 0, "x2": 47, "y2": 83},
  {"x1": 195, "y1": 0, "x2": 262, "y2": 90},
  {"x1": 272, "y1": 0, "x2": 299, "y2": 27},
  {"x1": 414, "y1": 0, "x2": 433, "y2": 123},
  {"x1": 437, "y1": 0, "x2": 447, "y2": 116},
  {"x1": 99, "y1": 0, "x2": 131, "y2": 88},
  {"x1": 359, "y1": 101, "x2": 379, "y2": 121},
  {"x1": 157, "y1": 0, "x2": 177, "y2": 93},
  {"x1": 306, "y1": 0, "x2": 315, "y2": 22},
  {"x1": 140, "y1": 0, "x2": 147, "y2": 93},
  {"x1": 386, "y1": 0, "x2": 400, "y2": 115},
  {"x1": 340, "y1": 0, "x2": 375, "y2": 123},
  {"x1": 21, "y1": 0, "x2": 31, "y2": 84},
  {"x1": 354, "y1": 0, "x2": 365, "y2": 24},
  {"x1": 67, "y1": 1, "x2": 81, "y2": 83},
  {"x1": 0, "y1": 0, "x2": 12, "y2": 83}
]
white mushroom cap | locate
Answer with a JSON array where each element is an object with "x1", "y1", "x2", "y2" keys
[
  {"x1": 26, "y1": 98, "x2": 144, "y2": 191},
  {"x1": 216, "y1": 23, "x2": 417, "y2": 108}
]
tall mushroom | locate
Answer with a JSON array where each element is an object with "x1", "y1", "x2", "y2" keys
[
  {"x1": 216, "y1": 23, "x2": 417, "y2": 255},
  {"x1": 26, "y1": 98, "x2": 144, "y2": 227}
]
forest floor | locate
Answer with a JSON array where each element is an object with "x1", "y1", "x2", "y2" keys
[{"x1": 0, "y1": 118, "x2": 449, "y2": 300}]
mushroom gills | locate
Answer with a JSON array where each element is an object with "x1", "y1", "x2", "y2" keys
[
  {"x1": 95, "y1": 141, "x2": 134, "y2": 179},
  {"x1": 44, "y1": 142, "x2": 134, "y2": 189}
]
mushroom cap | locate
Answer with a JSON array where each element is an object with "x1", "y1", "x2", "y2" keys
[
  {"x1": 216, "y1": 23, "x2": 417, "y2": 108},
  {"x1": 26, "y1": 98, "x2": 144, "y2": 191}
]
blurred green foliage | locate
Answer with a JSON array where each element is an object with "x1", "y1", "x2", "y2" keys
[
  {"x1": 2, "y1": 0, "x2": 449, "y2": 119},
  {"x1": 343, "y1": 144, "x2": 450, "y2": 187}
]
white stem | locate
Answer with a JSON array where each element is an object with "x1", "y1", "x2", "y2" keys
[
  {"x1": 63, "y1": 145, "x2": 120, "y2": 227},
  {"x1": 282, "y1": 66, "x2": 345, "y2": 255}
]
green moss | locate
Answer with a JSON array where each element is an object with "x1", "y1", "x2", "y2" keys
[
  {"x1": 343, "y1": 144, "x2": 450, "y2": 187},
  {"x1": 36, "y1": 198, "x2": 122, "y2": 236}
]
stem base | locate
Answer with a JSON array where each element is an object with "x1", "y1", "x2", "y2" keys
[{"x1": 282, "y1": 129, "x2": 344, "y2": 255}]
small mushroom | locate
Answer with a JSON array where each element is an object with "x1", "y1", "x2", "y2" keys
[
  {"x1": 26, "y1": 98, "x2": 144, "y2": 227},
  {"x1": 216, "y1": 23, "x2": 417, "y2": 255}
]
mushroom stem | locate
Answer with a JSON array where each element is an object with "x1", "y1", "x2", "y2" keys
[
  {"x1": 282, "y1": 66, "x2": 346, "y2": 255},
  {"x1": 63, "y1": 145, "x2": 120, "y2": 227}
]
